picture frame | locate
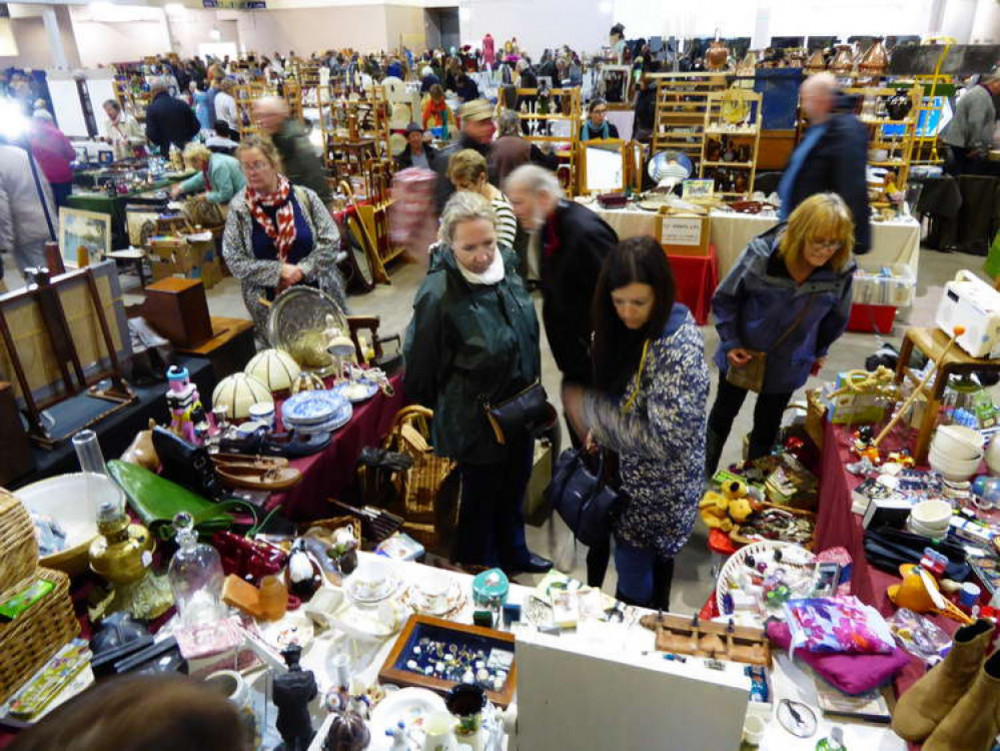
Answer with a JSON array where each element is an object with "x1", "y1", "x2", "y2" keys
[
  {"x1": 580, "y1": 138, "x2": 627, "y2": 195},
  {"x1": 58, "y1": 207, "x2": 111, "y2": 269},
  {"x1": 378, "y1": 614, "x2": 517, "y2": 707}
]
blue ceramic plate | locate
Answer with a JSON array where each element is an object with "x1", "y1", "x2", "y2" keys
[
  {"x1": 332, "y1": 379, "x2": 379, "y2": 404},
  {"x1": 283, "y1": 401, "x2": 353, "y2": 434},
  {"x1": 282, "y1": 390, "x2": 349, "y2": 426}
]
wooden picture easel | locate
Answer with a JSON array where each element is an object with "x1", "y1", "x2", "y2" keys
[{"x1": 0, "y1": 262, "x2": 134, "y2": 447}]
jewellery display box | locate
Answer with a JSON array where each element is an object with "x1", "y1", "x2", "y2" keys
[
  {"x1": 639, "y1": 613, "x2": 771, "y2": 667},
  {"x1": 377, "y1": 614, "x2": 516, "y2": 707}
]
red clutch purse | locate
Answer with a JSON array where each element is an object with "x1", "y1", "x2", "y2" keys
[{"x1": 212, "y1": 531, "x2": 287, "y2": 584}]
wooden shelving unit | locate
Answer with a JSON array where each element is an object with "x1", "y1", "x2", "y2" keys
[
  {"x1": 842, "y1": 84, "x2": 923, "y2": 207},
  {"x1": 648, "y1": 72, "x2": 729, "y2": 161},
  {"x1": 233, "y1": 83, "x2": 266, "y2": 139},
  {"x1": 697, "y1": 90, "x2": 762, "y2": 198},
  {"x1": 497, "y1": 88, "x2": 582, "y2": 196}
]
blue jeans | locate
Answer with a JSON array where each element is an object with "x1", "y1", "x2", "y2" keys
[
  {"x1": 454, "y1": 433, "x2": 533, "y2": 569},
  {"x1": 615, "y1": 542, "x2": 675, "y2": 609}
]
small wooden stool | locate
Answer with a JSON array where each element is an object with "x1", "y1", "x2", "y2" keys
[{"x1": 894, "y1": 327, "x2": 1000, "y2": 463}]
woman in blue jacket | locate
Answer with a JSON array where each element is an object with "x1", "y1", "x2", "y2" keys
[{"x1": 705, "y1": 192, "x2": 856, "y2": 476}]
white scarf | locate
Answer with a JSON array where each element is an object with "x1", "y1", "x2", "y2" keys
[{"x1": 457, "y1": 248, "x2": 506, "y2": 286}]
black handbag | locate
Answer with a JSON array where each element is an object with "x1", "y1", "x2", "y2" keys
[
  {"x1": 545, "y1": 449, "x2": 621, "y2": 547},
  {"x1": 485, "y1": 380, "x2": 556, "y2": 444}
]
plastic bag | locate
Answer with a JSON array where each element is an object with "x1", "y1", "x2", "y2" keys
[
  {"x1": 785, "y1": 595, "x2": 896, "y2": 655},
  {"x1": 888, "y1": 607, "x2": 953, "y2": 666}
]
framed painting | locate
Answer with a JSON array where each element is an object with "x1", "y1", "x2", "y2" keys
[{"x1": 58, "y1": 207, "x2": 111, "y2": 268}]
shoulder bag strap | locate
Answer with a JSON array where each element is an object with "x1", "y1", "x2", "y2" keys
[{"x1": 769, "y1": 294, "x2": 816, "y2": 352}]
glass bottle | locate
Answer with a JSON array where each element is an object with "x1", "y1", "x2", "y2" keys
[
  {"x1": 167, "y1": 512, "x2": 225, "y2": 627},
  {"x1": 258, "y1": 575, "x2": 289, "y2": 621}
]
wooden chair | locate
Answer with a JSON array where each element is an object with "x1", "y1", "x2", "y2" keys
[{"x1": 347, "y1": 315, "x2": 402, "y2": 372}]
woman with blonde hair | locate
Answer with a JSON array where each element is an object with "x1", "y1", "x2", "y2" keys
[
  {"x1": 404, "y1": 191, "x2": 551, "y2": 574},
  {"x1": 447, "y1": 148, "x2": 517, "y2": 249},
  {"x1": 705, "y1": 192, "x2": 856, "y2": 475},
  {"x1": 170, "y1": 141, "x2": 246, "y2": 205}
]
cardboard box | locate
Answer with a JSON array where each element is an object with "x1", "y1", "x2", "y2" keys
[
  {"x1": 658, "y1": 214, "x2": 710, "y2": 256},
  {"x1": 147, "y1": 236, "x2": 220, "y2": 289}
]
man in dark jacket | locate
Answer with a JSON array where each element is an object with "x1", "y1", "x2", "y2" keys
[
  {"x1": 253, "y1": 96, "x2": 332, "y2": 205},
  {"x1": 396, "y1": 122, "x2": 437, "y2": 170},
  {"x1": 144, "y1": 83, "x2": 200, "y2": 156},
  {"x1": 504, "y1": 164, "x2": 617, "y2": 395},
  {"x1": 432, "y1": 99, "x2": 495, "y2": 211},
  {"x1": 778, "y1": 72, "x2": 870, "y2": 253}
]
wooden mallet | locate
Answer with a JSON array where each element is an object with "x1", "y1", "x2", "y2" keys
[{"x1": 873, "y1": 325, "x2": 966, "y2": 448}]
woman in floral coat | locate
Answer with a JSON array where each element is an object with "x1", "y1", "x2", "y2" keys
[{"x1": 564, "y1": 236, "x2": 709, "y2": 608}]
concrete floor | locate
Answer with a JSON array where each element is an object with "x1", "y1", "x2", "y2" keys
[{"x1": 5, "y1": 241, "x2": 983, "y2": 613}]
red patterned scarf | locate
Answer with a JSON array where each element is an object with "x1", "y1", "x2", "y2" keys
[{"x1": 246, "y1": 175, "x2": 297, "y2": 261}]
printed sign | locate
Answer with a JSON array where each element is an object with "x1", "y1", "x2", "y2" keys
[{"x1": 660, "y1": 216, "x2": 703, "y2": 247}]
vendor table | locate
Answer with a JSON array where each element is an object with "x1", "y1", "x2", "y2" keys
[
  {"x1": 66, "y1": 172, "x2": 194, "y2": 250},
  {"x1": 581, "y1": 201, "x2": 921, "y2": 283},
  {"x1": 816, "y1": 418, "x2": 959, "y2": 707},
  {"x1": 266, "y1": 373, "x2": 406, "y2": 521}
]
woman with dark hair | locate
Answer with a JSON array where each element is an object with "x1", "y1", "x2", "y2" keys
[
  {"x1": 580, "y1": 98, "x2": 619, "y2": 141},
  {"x1": 564, "y1": 236, "x2": 709, "y2": 607}
]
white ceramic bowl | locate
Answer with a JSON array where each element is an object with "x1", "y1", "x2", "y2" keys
[
  {"x1": 932, "y1": 425, "x2": 986, "y2": 461},
  {"x1": 911, "y1": 499, "x2": 953, "y2": 528},
  {"x1": 986, "y1": 438, "x2": 1000, "y2": 476},
  {"x1": 930, "y1": 442, "x2": 983, "y2": 466},
  {"x1": 929, "y1": 452, "x2": 981, "y2": 482}
]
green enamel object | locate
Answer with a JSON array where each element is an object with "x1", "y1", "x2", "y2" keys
[{"x1": 107, "y1": 460, "x2": 244, "y2": 539}]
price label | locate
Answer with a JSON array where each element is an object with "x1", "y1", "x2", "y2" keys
[{"x1": 660, "y1": 217, "x2": 704, "y2": 247}]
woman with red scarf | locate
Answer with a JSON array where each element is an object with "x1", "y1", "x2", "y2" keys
[{"x1": 222, "y1": 136, "x2": 346, "y2": 343}]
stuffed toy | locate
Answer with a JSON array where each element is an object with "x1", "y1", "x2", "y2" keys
[{"x1": 699, "y1": 491, "x2": 733, "y2": 532}]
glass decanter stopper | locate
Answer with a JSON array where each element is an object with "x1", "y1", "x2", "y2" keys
[{"x1": 167, "y1": 512, "x2": 224, "y2": 627}]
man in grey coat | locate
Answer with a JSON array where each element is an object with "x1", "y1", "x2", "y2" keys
[
  {"x1": 0, "y1": 144, "x2": 56, "y2": 276},
  {"x1": 941, "y1": 74, "x2": 1000, "y2": 177},
  {"x1": 252, "y1": 96, "x2": 332, "y2": 205}
]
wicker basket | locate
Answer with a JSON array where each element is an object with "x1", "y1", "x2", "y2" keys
[
  {"x1": 0, "y1": 567, "x2": 78, "y2": 704},
  {"x1": 0, "y1": 489, "x2": 39, "y2": 597},
  {"x1": 383, "y1": 406, "x2": 456, "y2": 524}
]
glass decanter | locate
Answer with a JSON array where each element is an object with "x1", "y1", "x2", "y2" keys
[{"x1": 167, "y1": 512, "x2": 225, "y2": 627}]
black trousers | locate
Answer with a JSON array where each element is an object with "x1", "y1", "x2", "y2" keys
[
  {"x1": 454, "y1": 433, "x2": 534, "y2": 569},
  {"x1": 705, "y1": 375, "x2": 793, "y2": 475}
]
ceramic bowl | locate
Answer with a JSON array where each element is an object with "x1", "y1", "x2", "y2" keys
[
  {"x1": 929, "y1": 451, "x2": 981, "y2": 482},
  {"x1": 932, "y1": 425, "x2": 985, "y2": 461},
  {"x1": 15, "y1": 473, "x2": 113, "y2": 575},
  {"x1": 929, "y1": 444, "x2": 983, "y2": 470},
  {"x1": 986, "y1": 439, "x2": 1000, "y2": 476},
  {"x1": 911, "y1": 499, "x2": 953, "y2": 528}
]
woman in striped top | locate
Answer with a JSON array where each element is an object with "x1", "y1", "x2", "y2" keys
[{"x1": 447, "y1": 149, "x2": 518, "y2": 250}]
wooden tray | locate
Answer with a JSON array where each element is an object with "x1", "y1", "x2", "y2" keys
[
  {"x1": 378, "y1": 614, "x2": 516, "y2": 708},
  {"x1": 639, "y1": 612, "x2": 771, "y2": 667}
]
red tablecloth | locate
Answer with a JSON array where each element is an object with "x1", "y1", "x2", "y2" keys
[
  {"x1": 266, "y1": 373, "x2": 405, "y2": 521},
  {"x1": 668, "y1": 246, "x2": 718, "y2": 326},
  {"x1": 817, "y1": 419, "x2": 959, "y2": 711}
]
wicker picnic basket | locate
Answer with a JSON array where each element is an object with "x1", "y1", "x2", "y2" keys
[
  {"x1": 0, "y1": 489, "x2": 40, "y2": 597},
  {"x1": 0, "y1": 567, "x2": 78, "y2": 703},
  {"x1": 382, "y1": 406, "x2": 456, "y2": 525}
]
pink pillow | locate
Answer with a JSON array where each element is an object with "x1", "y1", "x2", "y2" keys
[{"x1": 767, "y1": 620, "x2": 911, "y2": 695}]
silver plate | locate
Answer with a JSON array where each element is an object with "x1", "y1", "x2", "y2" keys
[{"x1": 266, "y1": 287, "x2": 348, "y2": 372}]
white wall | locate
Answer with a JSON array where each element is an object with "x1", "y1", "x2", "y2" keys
[
  {"x1": 69, "y1": 5, "x2": 173, "y2": 66},
  {"x1": 459, "y1": 0, "x2": 609, "y2": 57},
  {"x1": 237, "y1": 4, "x2": 388, "y2": 55},
  {"x1": 969, "y1": 0, "x2": 999, "y2": 43},
  {"x1": 165, "y1": 8, "x2": 240, "y2": 59},
  {"x1": 0, "y1": 5, "x2": 81, "y2": 69}
]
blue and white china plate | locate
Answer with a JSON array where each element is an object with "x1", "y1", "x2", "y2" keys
[
  {"x1": 283, "y1": 401, "x2": 353, "y2": 434},
  {"x1": 281, "y1": 390, "x2": 349, "y2": 426}
]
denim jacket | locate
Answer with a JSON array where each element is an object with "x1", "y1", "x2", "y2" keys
[{"x1": 712, "y1": 226, "x2": 855, "y2": 394}]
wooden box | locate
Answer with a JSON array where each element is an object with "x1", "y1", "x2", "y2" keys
[
  {"x1": 141, "y1": 278, "x2": 213, "y2": 349},
  {"x1": 378, "y1": 614, "x2": 516, "y2": 707},
  {"x1": 658, "y1": 214, "x2": 711, "y2": 257}
]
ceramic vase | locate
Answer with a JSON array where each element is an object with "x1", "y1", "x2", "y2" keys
[
  {"x1": 804, "y1": 49, "x2": 826, "y2": 74},
  {"x1": 885, "y1": 89, "x2": 913, "y2": 121}
]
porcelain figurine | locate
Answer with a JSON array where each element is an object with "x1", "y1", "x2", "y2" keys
[
  {"x1": 166, "y1": 365, "x2": 209, "y2": 444},
  {"x1": 706, "y1": 39, "x2": 728, "y2": 71},
  {"x1": 286, "y1": 539, "x2": 323, "y2": 600}
]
